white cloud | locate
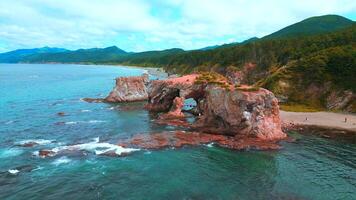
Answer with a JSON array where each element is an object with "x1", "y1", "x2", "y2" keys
[{"x1": 0, "y1": 0, "x2": 355, "y2": 52}]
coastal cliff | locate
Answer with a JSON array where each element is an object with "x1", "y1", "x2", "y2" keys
[
  {"x1": 105, "y1": 74, "x2": 149, "y2": 102},
  {"x1": 101, "y1": 72, "x2": 286, "y2": 150},
  {"x1": 145, "y1": 73, "x2": 286, "y2": 140}
]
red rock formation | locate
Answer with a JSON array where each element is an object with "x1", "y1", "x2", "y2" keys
[
  {"x1": 145, "y1": 74, "x2": 203, "y2": 112},
  {"x1": 159, "y1": 97, "x2": 185, "y2": 119},
  {"x1": 121, "y1": 131, "x2": 281, "y2": 150},
  {"x1": 38, "y1": 149, "x2": 55, "y2": 158},
  {"x1": 145, "y1": 74, "x2": 286, "y2": 141},
  {"x1": 195, "y1": 85, "x2": 285, "y2": 140},
  {"x1": 105, "y1": 74, "x2": 149, "y2": 102}
]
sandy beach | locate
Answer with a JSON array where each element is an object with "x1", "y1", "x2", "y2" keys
[{"x1": 280, "y1": 111, "x2": 356, "y2": 132}]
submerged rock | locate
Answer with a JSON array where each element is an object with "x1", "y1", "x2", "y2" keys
[
  {"x1": 122, "y1": 131, "x2": 282, "y2": 150},
  {"x1": 81, "y1": 98, "x2": 105, "y2": 103},
  {"x1": 38, "y1": 149, "x2": 56, "y2": 158},
  {"x1": 18, "y1": 142, "x2": 38, "y2": 147},
  {"x1": 57, "y1": 112, "x2": 66, "y2": 116},
  {"x1": 105, "y1": 74, "x2": 149, "y2": 102}
]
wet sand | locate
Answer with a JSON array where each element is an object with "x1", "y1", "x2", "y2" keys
[{"x1": 280, "y1": 111, "x2": 356, "y2": 132}]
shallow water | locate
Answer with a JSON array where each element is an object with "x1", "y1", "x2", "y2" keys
[{"x1": 0, "y1": 64, "x2": 355, "y2": 200}]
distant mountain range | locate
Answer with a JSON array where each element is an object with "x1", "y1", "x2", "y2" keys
[
  {"x1": 0, "y1": 15, "x2": 353, "y2": 64},
  {"x1": 0, "y1": 47, "x2": 68, "y2": 63}
]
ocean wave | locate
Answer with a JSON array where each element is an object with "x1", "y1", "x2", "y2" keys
[
  {"x1": 5, "y1": 120, "x2": 14, "y2": 125},
  {"x1": 17, "y1": 139, "x2": 54, "y2": 146},
  {"x1": 65, "y1": 120, "x2": 106, "y2": 125},
  {"x1": 65, "y1": 121, "x2": 78, "y2": 125},
  {"x1": 52, "y1": 156, "x2": 72, "y2": 166},
  {"x1": 46, "y1": 137, "x2": 139, "y2": 157},
  {"x1": 205, "y1": 143, "x2": 214, "y2": 148},
  {"x1": 87, "y1": 120, "x2": 106, "y2": 124},
  {"x1": 81, "y1": 109, "x2": 92, "y2": 112},
  {"x1": 8, "y1": 169, "x2": 20, "y2": 175},
  {"x1": 108, "y1": 106, "x2": 117, "y2": 110}
]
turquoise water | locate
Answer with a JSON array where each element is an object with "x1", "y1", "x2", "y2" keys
[{"x1": 0, "y1": 64, "x2": 355, "y2": 200}]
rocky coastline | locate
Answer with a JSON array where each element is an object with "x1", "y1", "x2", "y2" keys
[
  {"x1": 41, "y1": 71, "x2": 356, "y2": 158},
  {"x1": 82, "y1": 72, "x2": 288, "y2": 151}
]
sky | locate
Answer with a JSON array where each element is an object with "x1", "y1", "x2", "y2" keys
[{"x1": 0, "y1": 0, "x2": 355, "y2": 53}]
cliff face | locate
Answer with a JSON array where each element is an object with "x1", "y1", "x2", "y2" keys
[
  {"x1": 103, "y1": 73, "x2": 286, "y2": 141},
  {"x1": 146, "y1": 74, "x2": 286, "y2": 140},
  {"x1": 145, "y1": 74, "x2": 202, "y2": 112},
  {"x1": 105, "y1": 74, "x2": 149, "y2": 102},
  {"x1": 195, "y1": 85, "x2": 285, "y2": 140}
]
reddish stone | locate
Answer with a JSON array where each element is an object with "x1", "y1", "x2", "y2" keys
[
  {"x1": 105, "y1": 74, "x2": 149, "y2": 102},
  {"x1": 145, "y1": 73, "x2": 286, "y2": 141},
  {"x1": 81, "y1": 98, "x2": 105, "y2": 103},
  {"x1": 19, "y1": 142, "x2": 38, "y2": 147},
  {"x1": 120, "y1": 131, "x2": 283, "y2": 151},
  {"x1": 39, "y1": 149, "x2": 55, "y2": 158},
  {"x1": 159, "y1": 97, "x2": 185, "y2": 119},
  {"x1": 155, "y1": 118, "x2": 191, "y2": 128}
]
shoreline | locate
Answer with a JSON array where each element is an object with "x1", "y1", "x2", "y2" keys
[
  {"x1": 6, "y1": 62, "x2": 169, "y2": 79},
  {"x1": 280, "y1": 111, "x2": 356, "y2": 133}
]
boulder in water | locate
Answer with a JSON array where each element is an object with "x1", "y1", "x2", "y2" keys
[{"x1": 105, "y1": 74, "x2": 149, "y2": 102}]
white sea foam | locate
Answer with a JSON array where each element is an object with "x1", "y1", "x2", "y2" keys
[
  {"x1": 87, "y1": 120, "x2": 106, "y2": 124},
  {"x1": 108, "y1": 106, "x2": 116, "y2": 110},
  {"x1": 52, "y1": 156, "x2": 72, "y2": 166},
  {"x1": 32, "y1": 151, "x2": 39, "y2": 157},
  {"x1": 206, "y1": 143, "x2": 214, "y2": 148},
  {"x1": 65, "y1": 120, "x2": 105, "y2": 125},
  {"x1": 65, "y1": 121, "x2": 78, "y2": 125},
  {"x1": 32, "y1": 166, "x2": 43, "y2": 172},
  {"x1": 17, "y1": 139, "x2": 53, "y2": 146},
  {"x1": 8, "y1": 169, "x2": 20, "y2": 175},
  {"x1": 49, "y1": 137, "x2": 139, "y2": 156},
  {"x1": 5, "y1": 120, "x2": 14, "y2": 125},
  {"x1": 81, "y1": 109, "x2": 92, "y2": 112},
  {"x1": 92, "y1": 137, "x2": 100, "y2": 143}
]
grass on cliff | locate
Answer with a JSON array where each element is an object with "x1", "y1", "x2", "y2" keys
[
  {"x1": 280, "y1": 103, "x2": 324, "y2": 112},
  {"x1": 195, "y1": 72, "x2": 231, "y2": 90}
]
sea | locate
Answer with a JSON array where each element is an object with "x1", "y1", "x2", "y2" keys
[{"x1": 0, "y1": 64, "x2": 355, "y2": 200}]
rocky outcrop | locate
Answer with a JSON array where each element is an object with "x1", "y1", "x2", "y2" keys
[
  {"x1": 146, "y1": 74, "x2": 286, "y2": 140},
  {"x1": 105, "y1": 74, "x2": 149, "y2": 102},
  {"x1": 195, "y1": 85, "x2": 285, "y2": 140},
  {"x1": 145, "y1": 74, "x2": 204, "y2": 111},
  {"x1": 121, "y1": 131, "x2": 281, "y2": 150},
  {"x1": 326, "y1": 90, "x2": 355, "y2": 112},
  {"x1": 158, "y1": 97, "x2": 185, "y2": 119}
]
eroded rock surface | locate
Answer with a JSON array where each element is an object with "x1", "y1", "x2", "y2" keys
[
  {"x1": 105, "y1": 74, "x2": 149, "y2": 102},
  {"x1": 121, "y1": 131, "x2": 281, "y2": 150},
  {"x1": 145, "y1": 74, "x2": 203, "y2": 112},
  {"x1": 195, "y1": 85, "x2": 285, "y2": 140},
  {"x1": 146, "y1": 74, "x2": 286, "y2": 140}
]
